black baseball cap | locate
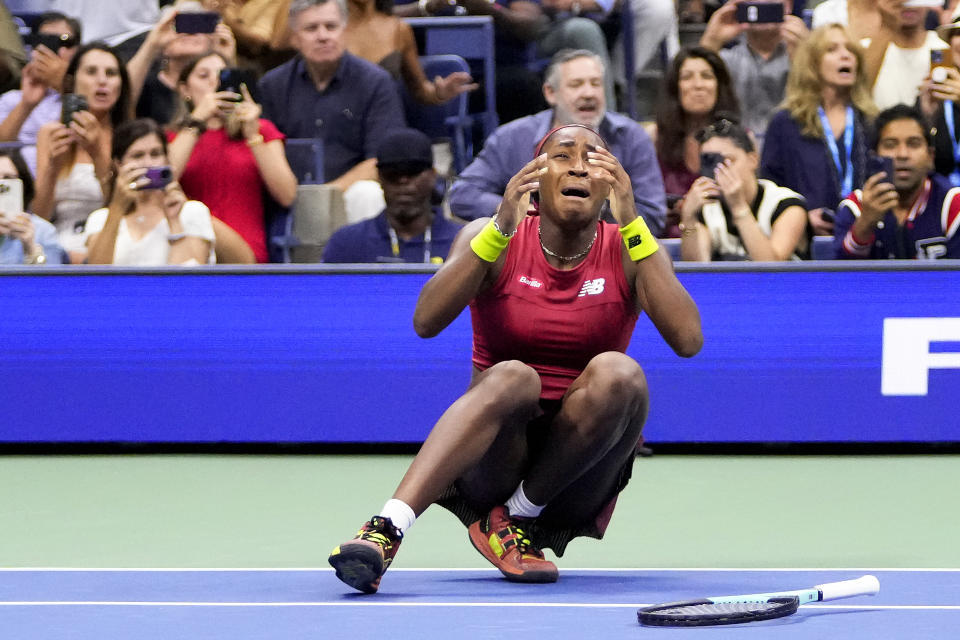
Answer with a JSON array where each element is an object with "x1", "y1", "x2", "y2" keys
[{"x1": 376, "y1": 128, "x2": 433, "y2": 174}]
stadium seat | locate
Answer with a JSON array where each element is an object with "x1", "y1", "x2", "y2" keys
[
  {"x1": 287, "y1": 184, "x2": 348, "y2": 263},
  {"x1": 811, "y1": 236, "x2": 835, "y2": 260},
  {"x1": 401, "y1": 54, "x2": 474, "y2": 174}
]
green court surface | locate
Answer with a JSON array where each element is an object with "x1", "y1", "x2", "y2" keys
[{"x1": 1, "y1": 454, "x2": 958, "y2": 569}]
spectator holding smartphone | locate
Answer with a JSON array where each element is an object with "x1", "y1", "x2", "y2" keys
[
  {"x1": 126, "y1": 2, "x2": 237, "y2": 127},
  {"x1": 32, "y1": 42, "x2": 133, "y2": 263},
  {"x1": 645, "y1": 46, "x2": 741, "y2": 237},
  {"x1": 699, "y1": 0, "x2": 809, "y2": 136},
  {"x1": 0, "y1": 12, "x2": 81, "y2": 176},
  {"x1": 86, "y1": 118, "x2": 214, "y2": 265},
  {"x1": 833, "y1": 104, "x2": 960, "y2": 259},
  {"x1": 761, "y1": 24, "x2": 877, "y2": 237},
  {"x1": 679, "y1": 118, "x2": 807, "y2": 261},
  {"x1": 921, "y1": 16, "x2": 960, "y2": 185},
  {"x1": 167, "y1": 52, "x2": 297, "y2": 263},
  {"x1": 865, "y1": 0, "x2": 948, "y2": 111},
  {"x1": 0, "y1": 148, "x2": 64, "y2": 265}
]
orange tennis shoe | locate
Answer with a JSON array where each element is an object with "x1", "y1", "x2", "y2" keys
[
  {"x1": 468, "y1": 505, "x2": 558, "y2": 583},
  {"x1": 328, "y1": 516, "x2": 403, "y2": 594}
]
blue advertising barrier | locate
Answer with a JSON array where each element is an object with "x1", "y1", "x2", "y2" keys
[{"x1": 1, "y1": 263, "x2": 959, "y2": 444}]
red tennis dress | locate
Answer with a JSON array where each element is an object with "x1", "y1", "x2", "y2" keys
[{"x1": 470, "y1": 216, "x2": 639, "y2": 400}]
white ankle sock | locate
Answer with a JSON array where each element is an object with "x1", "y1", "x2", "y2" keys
[
  {"x1": 504, "y1": 482, "x2": 544, "y2": 519},
  {"x1": 379, "y1": 498, "x2": 416, "y2": 535}
]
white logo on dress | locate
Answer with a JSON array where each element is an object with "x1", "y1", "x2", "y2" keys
[
  {"x1": 578, "y1": 278, "x2": 605, "y2": 297},
  {"x1": 519, "y1": 276, "x2": 543, "y2": 289}
]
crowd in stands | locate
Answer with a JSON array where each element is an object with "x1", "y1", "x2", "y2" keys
[{"x1": 2, "y1": 0, "x2": 960, "y2": 266}]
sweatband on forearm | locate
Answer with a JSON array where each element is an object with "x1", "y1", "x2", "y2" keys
[
  {"x1": 469, "y1": 218, "x2": 511, "y2": 262},
  {"x1": 618, "y1": 216, "x2": 658, "y2": 261}
]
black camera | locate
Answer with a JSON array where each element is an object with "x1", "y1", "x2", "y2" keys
[{"x1": 61, "y1": 93, "x2": 88, "y2": 125}]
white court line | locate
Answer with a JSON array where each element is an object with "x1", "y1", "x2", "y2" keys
[
  {"x1": 0, "y1": 602, "x2": 957, "y2": 610},
  {"x1": 0, "y1": 567, "x2": 958, "y2": 572}
]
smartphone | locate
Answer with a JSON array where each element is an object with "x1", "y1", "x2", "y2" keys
[
  {"x1": 0, "y1": 178, "x2": 24, "y2": 220},
  {"x1": 931, "y1": 49, "x2": 954, "y2": 82},
  {"x1": 142, "y1": 166, "x2": 173, "y2": 190},
  {"x1": 735, "y1": 1, "x2": 784, "y2": 24},
  {"x1": 699, "y1": 152, "x2": 724, "y2": 179},
  {"x1": 27, "y1": 32, "x2": 77, "y2": 53},
  {"x1": 174, "y1": 11, "x2": 220, "y2": 34},
  {"x1": 819, "y1": 208, "x2": 836, "y2": 224},
  {"x1": 60, "y1": 93, "x2": 88, "y2": 125},
  {"x1": 866, "y1": 153, "x2": 894, "y2": 181},
  {"x1": 217, "y1": 68, "x2": 259, "y2": 101}
]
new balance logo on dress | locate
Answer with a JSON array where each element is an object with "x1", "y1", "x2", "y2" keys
[{"x1": 578, "y1": 278, "x2": 605, "y2": 297}]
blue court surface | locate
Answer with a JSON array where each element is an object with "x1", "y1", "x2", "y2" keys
[{"x1": 1, "y1": 568, "x2": 957, "y2": 638}]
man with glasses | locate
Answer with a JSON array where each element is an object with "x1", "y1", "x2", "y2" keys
[{"x1": 0, "y1": 12, "x2": 82, "y2": 176}]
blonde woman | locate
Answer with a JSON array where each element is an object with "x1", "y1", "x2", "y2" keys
[{"x1": 760, "y1": 24, "x2": 877, "y2": 237}]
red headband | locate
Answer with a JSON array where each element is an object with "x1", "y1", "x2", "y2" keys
[{"x1": 534, "y1": 124, "x2": 608, "y2": 157}]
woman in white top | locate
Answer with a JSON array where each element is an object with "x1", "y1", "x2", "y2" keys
[
  {"x1": 33, "y1": 42, "x2": 132, "y2": 263},
  {"x1": 679, "y1": 119, "x2": 808, "y2": 262},
  {"x1": 86, "y1": 118, "x2": 214, "y2": 265}
]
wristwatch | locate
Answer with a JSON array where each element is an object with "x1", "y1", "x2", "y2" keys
[{"x1": 27, "y1": 250, "x2": 47, "y2": 264}]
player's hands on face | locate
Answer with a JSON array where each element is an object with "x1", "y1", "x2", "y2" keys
[
  {"x1": 859, "y1": 170, "x2": 898, "y2": 224},
  {"x1": 497, "y1": 153, "x2": 546, "y2": 234},
  {"x1": 587, "y1": 146, "x2": 634, "y2": 225},
  {"x1": 680, "y1": 176, "x2": 720, "y2": 223}
]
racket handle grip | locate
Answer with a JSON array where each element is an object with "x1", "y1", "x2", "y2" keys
[{"x1": 816, "y1": 575, "x2": 880, "y2": 601}]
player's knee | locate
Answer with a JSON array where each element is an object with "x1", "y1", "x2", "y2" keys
[
  {"x1": 585, "y1": 352, "x2": 648, "y2": 403},
  {"x1": 480, "y1": 360, "x2": 542, "y2": 408}
]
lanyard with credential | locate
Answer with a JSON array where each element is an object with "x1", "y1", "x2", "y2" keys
[
  {"x1": 943, "y1": 100, "x2": 960, "y2": 187},
  {"x1": 818, "y1": 105, "x2": 855, "y2": 198},
  {"x1": 388, "y1": 226, "x2": 432, "y2": 263}
]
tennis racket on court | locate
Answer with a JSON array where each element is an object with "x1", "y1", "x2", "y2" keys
[{"x1": 637, "y1": 574, "x2": 880, "y2": 627}]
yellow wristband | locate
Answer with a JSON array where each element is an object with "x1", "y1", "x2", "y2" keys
[
  {"x1": 618, "y1": 216, "x2": 658, "y2": 261},
  {"x1": 469, "y1": 218, "x2": 511, "y2": 262}
]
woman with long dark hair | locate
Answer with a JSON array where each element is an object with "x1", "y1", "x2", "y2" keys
[
  {"x1": 85, "y1": 118, "x2": 214, "y2": 265},
  {"x1": 33, "y1": 42, "x2": 132, "y2": 262},
  {"x1": 167, "y1": 51, "x2": 297, "y2": 263},
  {"x1": 644, "y1": 46, "x2": 740, "y2": 236}
]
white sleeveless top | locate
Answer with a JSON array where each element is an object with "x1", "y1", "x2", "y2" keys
[{"x1": 52, "y1": 163, "x2": 104, "y2": 254}]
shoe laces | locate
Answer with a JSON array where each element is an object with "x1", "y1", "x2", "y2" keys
[
  {"x1": 493, "y1": 515, "x2": 544, "y2": 560},
  {"x1": 359, "y1": 516, "x2": 402, "y2": 551}
]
